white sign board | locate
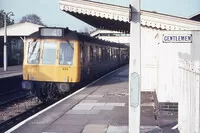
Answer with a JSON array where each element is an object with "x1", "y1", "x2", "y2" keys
[{"x1": 163, "y1": 34, "x2": 192, "y2": 43}]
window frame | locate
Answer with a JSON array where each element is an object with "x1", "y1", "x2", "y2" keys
[
  {"x1": 27, "y1": 39, "x2": 41, "y2": 64},
  {"x1": 59, "y1": 41, "x2": 74, "y2": 66},
  {"x1": 41, "y1": 41, "x2": 58, "y2": 65}
]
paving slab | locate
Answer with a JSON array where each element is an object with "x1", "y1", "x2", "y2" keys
[
  {"x1": 105, "y1": 103, "x2": 126, "y2": 107},
  {"x1": 92, "y1": 106, "x2": 114, "y2": 110},
  {"x1": 80, "y1": 100, "x2": 98, "y2": 103},
  {"x1": 66, "y1": 110, "x2": 101, "y2": 115},
  {"x1": 88, "y1": 95, "x2": 104, "y2": 98},
  {"x1": 140, "y1": 126, "x2": 163, "y2": 133},
  {"x1": 53, "y1": 117, "x2": 89, "y2": 126},
  {"x1": 77, "y1": 103, "x2": 106, "y2": 106},
  {"x1": 82, "y1": 124, "x2": 108, "y2": 133},
  {"x1": 30, "y1": 113, "x2": 63, "y2": 125},
  {"x1": 72, "y1": 105, "x2": 94, "y2": 110},
  {"x1": 106, "y1": 126, "x2": 128, "y2": 133},
  {"x1": 44, "y1": 125, "x2": 85, "y2": 133},
  {"x1": 72, "y1": 94, "x2": 88, "y2": 99}
]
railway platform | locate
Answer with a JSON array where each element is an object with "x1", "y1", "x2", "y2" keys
[
  {"x1": 0, "y1": 65, "x2": 23, "y2": 94},
  {"x1": 0, "y1": 65, "x2": 22, "y2": 79},
  {"x1": 6, "y1": 65, "x2": 176, "y2": 133}
]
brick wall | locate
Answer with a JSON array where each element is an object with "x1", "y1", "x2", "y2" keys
[
  {"x1": 152, "y1": 91, "x2": 178, "y2": 116},
  {"x1": 158, "y1": 102, "x2": 178, "y2": 115}
]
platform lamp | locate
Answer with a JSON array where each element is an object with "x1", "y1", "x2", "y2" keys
[{"x1": 3, "y1": 11, "x2": 14, "y2": 71}]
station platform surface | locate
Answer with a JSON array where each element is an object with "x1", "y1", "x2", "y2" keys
[
  {"x1": 0, "y1": 65, "x2": 22, "y2": 79},
  {"x1": 8, "y1": 65, "x2": 167, "y2": 133}
]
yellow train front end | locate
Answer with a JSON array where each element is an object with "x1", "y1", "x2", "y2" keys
[{"x1": 22, "y1": 27, "x2": 81, "y2": 102}]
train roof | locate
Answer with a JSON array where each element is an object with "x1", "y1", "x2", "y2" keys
[{"x1": 28, "y1": 27, "x2": 129, "y2": 48}]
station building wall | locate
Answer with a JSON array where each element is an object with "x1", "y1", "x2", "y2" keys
[
  {"x1": 140, "y1": 28, "x2": 200, "y2": 104},
  {"x1": 156, "y1": 31, "x2": 200, "y2": 103}
]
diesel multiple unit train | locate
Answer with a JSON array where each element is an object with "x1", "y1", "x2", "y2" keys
[{"x1": 22, "y1": 27, "x2": 129, "y2": 102}]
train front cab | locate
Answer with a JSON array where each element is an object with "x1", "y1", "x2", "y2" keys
[{"x1": 22, "y1": 38, "x2": 81, "y2": 101}]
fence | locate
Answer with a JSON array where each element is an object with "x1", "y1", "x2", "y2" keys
[{"x1": 178, "y1": 60, "x2": 200, "y2": 133}]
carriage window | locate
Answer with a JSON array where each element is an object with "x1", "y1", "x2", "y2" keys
[
  {"x1": 96, "y1": 46, "x2": 99, "y2": 61},
  {"x1": 103, "y1": 47, "x2": 106, "y2": 61},
  {"x1": 42, "y1": 42, "x2": 57, "y2": 65},
  {"x1": 99, "y1": 47, "x2": 102, "y2": 61},
  {"x1": 80, "y1": 45, "x2": 84, "y2": 64},
  {"x1": 114, "y1": 48, "x2": 117, "y2": 60},
  {"x1": 90, "y1": 46, "x2": 93, "y2": 63},
  {"x1": 107, "y1": 48, "x2": 110, "y2": 60},
  {"x1": 109, "y1": 48, "x2": 112, "y2": 60},
  {"x1": 59, "y1": 42, "x2": 74, "y2": 65},
  {"x1": 27, "y1": 40, "x2": 41, "y2": 64},
  {"x1": 93, "y1": 46, "x2": 97, "y2": 62}
]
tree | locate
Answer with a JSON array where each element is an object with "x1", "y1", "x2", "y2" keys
[
  {"x1": 0, "y1": 10, "x2": 15, "y2": 28},
  {"x1": 79, "y1": 27, "x2": 96, "y2": 35},
  {"x1": 20, "y1": 14, "x2": 46, "y2": 26}
]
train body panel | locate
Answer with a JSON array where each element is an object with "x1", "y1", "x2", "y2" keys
[{"x1": 23, "y1": 65, "x2": 80, "y2": 82}]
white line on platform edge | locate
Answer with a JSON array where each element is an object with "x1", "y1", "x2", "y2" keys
[
  {"x1": 0, "y1": 72, "x2": 22, "y2": 79},
  {"x1": 5, "y1": 66, "x2": 125, "y2": 133},
  {"x1": 171, "y1": 124, "x2": 178, "y2": 130}
]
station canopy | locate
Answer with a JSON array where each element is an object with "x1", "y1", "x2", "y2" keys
[
  {"x1": 59, "y1": 0, "x2": 200, "y2": 33},
  {"x1": 0, "y1": 22, "x2": 44, "y2": 37}
]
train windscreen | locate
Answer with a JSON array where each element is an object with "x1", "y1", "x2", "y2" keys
[
  {"x1": 42, "y1": 42, "x2": 57, "y2": 65},
  {"x1": 59, "y1": 42, "x2": 74, "y2": 65},
  {"x1": 27, "y1": 40, "x2": 74, "y2": 65},
  {"x1": 27, "y1": 40, "x2": 41, "y2": 64}
]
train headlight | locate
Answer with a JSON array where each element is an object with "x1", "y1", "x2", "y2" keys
[
  {"x1": 22, "y1": 81, "x2": 33, "y2": 90},
  {"x1": 56, "y1": 83, "x2": 70, "y2": 93}
]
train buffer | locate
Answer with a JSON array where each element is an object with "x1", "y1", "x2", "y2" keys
[
  {"x1": 0, "y1": 65, "x2": 22, "y2": 79},
  {"x1": 6, "y1": 65, "x2": 176, "y2": 133}
]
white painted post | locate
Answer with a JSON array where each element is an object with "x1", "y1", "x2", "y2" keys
[
  {"x1": 3, "y1": 12, "x2": 14, "y2": 71},
  {"x1": 4, "y1": 13, "x2": 7, "y2": 71},
  {"x1": 129, "y1": 0, "x2": 141, "y2": 132}
]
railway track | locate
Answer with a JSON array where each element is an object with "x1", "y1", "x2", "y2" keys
[
  {"x1": 0, "y1": 89, "x2": 42, "y2": 132},
  {"x1": 0, "y1": 90, "x2": 19, "y2": 96},
  {"x1": 0, "y1": 95, "x2": 43, "y2": 132},
  {"x1": 0, "y1": 90, "x2": 29, "y2": 106}
]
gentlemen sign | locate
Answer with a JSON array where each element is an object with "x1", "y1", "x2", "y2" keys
[{"x1": 163, "y1": 34, "x2": 192, "y2": 43}]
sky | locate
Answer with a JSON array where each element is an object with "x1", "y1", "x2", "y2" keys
[{"x1": 0, "y1": 0, "x2": 200, "y2": 31}]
